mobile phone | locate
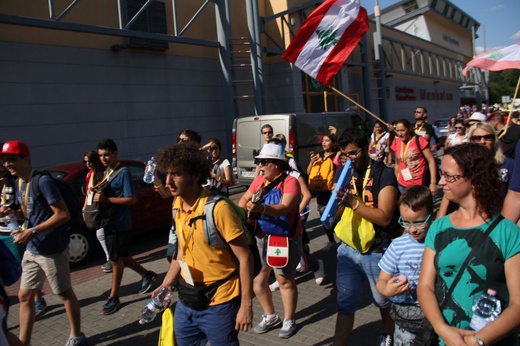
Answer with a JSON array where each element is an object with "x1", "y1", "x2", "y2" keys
[{"x1": 309, "y1": 151, "x2": 315, "y2": 156}]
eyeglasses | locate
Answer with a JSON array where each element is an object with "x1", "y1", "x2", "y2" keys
[
  {"x1": 257, "y1": 159, "x2": 271, "y2": 166},
  {"x1": 470, "y1": 134, "x2": 494, "y2": 142},
  {"x1": 398, "y1": 214, "x2": 432, "y2": 229},
  {"x1": 262, "y1": 131, "x2": 273, "y2": 135},
  {"x1": 177, "y1": 137, "x2": 189, "y2": 143},
  {"x1": 439, "y1": 170, "x2": 464, "y2": 183},
  {"x1": 454, "y1": 126, "x2": 464, "y2": 130},
  {"x1": 344, "y1": 148, "x2": 363, "y2": 158}
]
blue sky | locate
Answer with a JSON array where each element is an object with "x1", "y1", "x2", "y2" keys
[{"x1": 362, "y1": 0, "x2": 520, "y2": 54}]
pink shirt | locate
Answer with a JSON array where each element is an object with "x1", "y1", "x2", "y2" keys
[{"x1": 391, "y1": 135, "x2": 429, "y2": 187}]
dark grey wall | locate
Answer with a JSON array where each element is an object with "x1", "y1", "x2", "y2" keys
[{"x1": 0, "y1": 42, "x2": 230, "y2": 168}]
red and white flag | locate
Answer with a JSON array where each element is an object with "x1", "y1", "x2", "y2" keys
[
  {"x1": 282, "y1": 0, "x2": 369, "y2": 86},
  {"x1": 462, "y1": 42, "x2": 520, "y2": 76}
]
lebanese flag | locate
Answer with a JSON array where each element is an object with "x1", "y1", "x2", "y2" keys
[
  {"x1": 282, "y1": 0, "x2": 369, "y2": 86},
  {"x1": 462, "y1": 42, "x2": 520, "y2": 76},
  {"x1": 266, "y1": 235, "x2": 289, "y2": 268}
]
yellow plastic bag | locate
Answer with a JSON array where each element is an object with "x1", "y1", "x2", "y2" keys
[
  {"x1": 158, "y1": 307, "x2": 175, "y2": 346},
  {"x1": 334, "y1": 197, "x2": 375, "y2": 253}
]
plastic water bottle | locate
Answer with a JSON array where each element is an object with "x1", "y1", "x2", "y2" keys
[
  {"x1": 143, "y1": 156, "x2": 156, "y2": 184},
  {"x1": 6, "y1": 214, "x2": 21, "y2": 240},
  {"x1": 138, "y1": 287, "x2": 172, "y2": 324},
  {"x1": 470, "y1": 289, "x2": 501, "y2": 331}
]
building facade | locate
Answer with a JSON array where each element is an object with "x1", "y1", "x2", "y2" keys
[{"x1": 0, "y1": 0, "x2": 481, "y2": 166}]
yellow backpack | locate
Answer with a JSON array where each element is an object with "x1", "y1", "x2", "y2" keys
[{"x1": 308, "y1": 156, "x2": 334, "y2": 192}]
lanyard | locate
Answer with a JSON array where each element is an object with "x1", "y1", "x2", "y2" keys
[
  {"x1": 179, "y1": 191, "x2": 207, "y2": 256},
  {"x1": 400, "y1": 139, "x2": 412, "y2": 162},
  {"x1": 93, "y1": 162, "x2": 120, "y2": 189},
  {"x1": 351, "y1": 161, "x2": 372, "y2": 196},
  {"x1": 415, "y1": 123, "x2": 424, "y2": 135},
  {"x1": 18, "y1": 169, "x2": 35, "y2": 217}
]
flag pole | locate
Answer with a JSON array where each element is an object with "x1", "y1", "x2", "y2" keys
[
  {"x1": 499, "y1": 75, "x2": 520, "y2": 139},
  {"x1": 330, "y1": 86, "x2": 391, "y2": 127}
]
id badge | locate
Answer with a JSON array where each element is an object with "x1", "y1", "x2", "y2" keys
[
  {"x1": 87, "y1": 191, "x2": 94, "y2": 206},
  {"x1": 401, "y1": 168, "x2": 413, "y2": 181},
  {"x1": 178, "y1": 259, "x2": 195, "y2": 286}
]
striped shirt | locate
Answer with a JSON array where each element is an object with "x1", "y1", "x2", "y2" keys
[{"x1": 378, "y1": 233, "x2": 425, "y2": 304}]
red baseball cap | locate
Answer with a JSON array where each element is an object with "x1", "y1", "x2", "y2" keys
[{"x1": 0, "y1": 140, "x2": 30, "y2": 157}]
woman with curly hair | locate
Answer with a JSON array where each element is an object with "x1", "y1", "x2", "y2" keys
[
  {"x1": 417, "y1": 143, "x2": 520, "y2": 346},
  {"x1": 437, "y1": 122, "x2": 514, "y2": 218}
]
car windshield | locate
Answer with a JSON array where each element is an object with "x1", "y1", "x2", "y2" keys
[
  {"x1": 435, "y1": 119, "x2": 450, "y2": 128},
  {"x1": 46, "y1": 170, "x2": 69, "y2": 181}
]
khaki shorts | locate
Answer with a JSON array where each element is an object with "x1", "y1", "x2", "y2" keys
[{"x1": 20, "y1": 249, "x2": 71, "y2": 295}]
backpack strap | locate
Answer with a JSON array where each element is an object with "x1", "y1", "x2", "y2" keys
[
  {"x1": 371, "y1": 161, "x2": 386, "y2": 208},
  {"x1": 171, "y1": 193, "x2": 230, "y2": 250}
]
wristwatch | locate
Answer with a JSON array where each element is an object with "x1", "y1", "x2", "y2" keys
[
  {"x1": 474, "y1": 334, "x2": 486, "y2": 346},
  {"x1": 31, "y1": 227, "x2": 38, "y2": 236}
]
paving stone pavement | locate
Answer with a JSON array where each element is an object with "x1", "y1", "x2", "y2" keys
[{"x1": 5, "y1": 199, "x2": 385, "y2": 346}]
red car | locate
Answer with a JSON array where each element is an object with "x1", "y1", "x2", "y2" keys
[{"x1": 45, "y1": 160, "x2": 173, "y2": 267}]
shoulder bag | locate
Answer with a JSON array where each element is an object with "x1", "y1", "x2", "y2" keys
[
  {"x1": 83, "y1": 167, "x2": 127, "y2": 231},
  {"x1": 413, "y1": 215, "x2": 503, "y2": 345}
]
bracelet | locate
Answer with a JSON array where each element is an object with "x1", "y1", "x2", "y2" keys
[
  {"x1": 154, "y1": 183, "x2": 163, "y2": 189},
  {"x1": 473, "y1": 334, "x2": 486, "y2": 346},
  {"x1": 262, "y1": 204, "x2": 267, "y2": 214},
  {"x1": 352, "y1": 200, "x2": 360, "y2": 211}
]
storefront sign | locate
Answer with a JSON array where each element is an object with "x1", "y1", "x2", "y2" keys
[{"x1": 394, "y1": 86, "x2": 453, "y2": 101}]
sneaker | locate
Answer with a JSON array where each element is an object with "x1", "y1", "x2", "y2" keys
[
  {"x1": 101, "y1": 262, "x2": 112, "y2": 273},
  {"x1": 138, "y1": 271, "x2": 157, "y2": 294},
  {"x1": 102, "y1": 296, "x2": 120, "y2": 315},
  {"x1": 295, "y1": 254, "x2": 308, "y2": 272},
  {"x1": 313, "y1": 259, "x2": 325, "y2": 285},
  {"x1": 321, "y1": 241, "x2": 336, "y2": 252},
  {"x1": 278, "y1": 319, "x2": 297, "y2": 338},
  {"x1": 64, "y1": 333, "x2": 88, "y2": 346},
  {"x1": 34, "y1": 297, "x2": 47, "y2": 318},
  {"x1": 377, "y1": 333, "x2": 393, "y2": 346},
  {"x1": 269, "y1": 281, "x2": 280, "y2": 292},
  {"x1": 253, "y1": 313, "x2": 281, "y2": 334}
]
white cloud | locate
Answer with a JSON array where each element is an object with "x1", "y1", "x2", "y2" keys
[
  {"x1": 510, "y1": 31, "x2": 520, "y2": 41},
  {"x1": 489, "y1": 4, "x2": 506, "y2": 11},
  {"x1": 475, "y1": 46, "x2": 485, "y2": 55}
]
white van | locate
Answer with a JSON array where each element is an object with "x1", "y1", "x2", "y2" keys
[{"x1": 232, "y1": 112, "x2": 368, "y2": 186}]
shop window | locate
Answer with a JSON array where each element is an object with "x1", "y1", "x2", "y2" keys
[
  {"x1": 301, "y1": 73, "x2": 358, "y2": 113},
  {"x1": 124, "y1": 0, "x2": 168, "y2": 50}
]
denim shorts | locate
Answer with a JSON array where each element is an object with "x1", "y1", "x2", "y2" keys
[
  {"x1": 336, "y1": 243, "x2": 391, "y2": 314},
  {"x1": 174, "y1": 298, "x2": 239, "y2": 346}
]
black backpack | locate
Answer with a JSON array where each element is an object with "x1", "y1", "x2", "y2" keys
[{"x1": 32, "y1": 171, "x2": 84, "y2": 233}]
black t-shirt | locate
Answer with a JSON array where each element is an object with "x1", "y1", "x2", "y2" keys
[
  {"x1": 348, "y1": 162, "x2": 397, "y2": 249},
  {"x1": 414, "y1": 122, "x2": 436, "y2": 143}
]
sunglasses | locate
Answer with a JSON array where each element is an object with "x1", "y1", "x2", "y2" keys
[
  {"x1": 177, "y1": 137, "x2": 189, "y2": 143},
  {"x1": 83, "y1": 160, "x2": 90, "y2": 164},
  {"x1": 470, "y1": 134, "x2": 494, "y2": 142},
  {"x1": 454, "y1": 126, "x2": 464, "y2": 129},
  {"x1": 262, "y1": 131, "x2": 273, "y2": 135},
  {"x1": 209, "y1": 146, "x2": 218, "y2": 151},
  {"x1": 1, "y1": 156, "x2": 23, "y2": 164},
  {"x1": 257, "y1": 159, "x2": 271, "y2": 166}
]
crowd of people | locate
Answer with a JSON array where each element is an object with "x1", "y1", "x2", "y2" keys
[{"x1": 1, "y1": 103, "x2": 520, "y2": 346}]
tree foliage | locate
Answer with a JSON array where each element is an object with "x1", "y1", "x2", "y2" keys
[{"x1": 488, "y1": 70, "x2": 520, "y2": 103}]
